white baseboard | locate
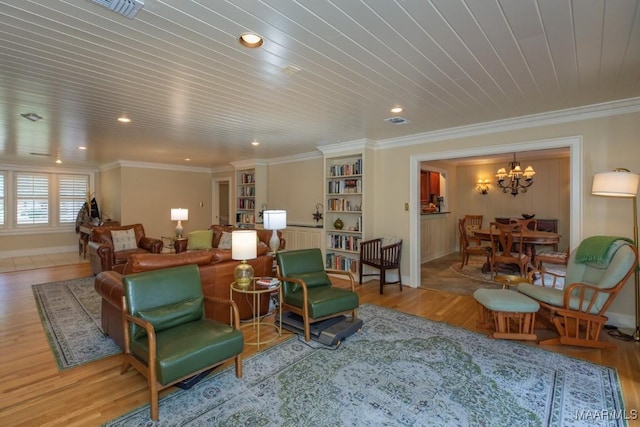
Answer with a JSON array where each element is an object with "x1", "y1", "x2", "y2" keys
[
  {"x1": 605, "y1": 311, "x2": 635, "y2": 330},
  {"x1": 0, "y1": 245, "x2": 78, "y2": 259}
]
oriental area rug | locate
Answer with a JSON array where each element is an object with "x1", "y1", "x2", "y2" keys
[
  {"x1": 104, "y1": 304, "x2": 626, "y2": 427},
  {"x1": 32, "y1": 277, "x2": 120, "y2": 370}
]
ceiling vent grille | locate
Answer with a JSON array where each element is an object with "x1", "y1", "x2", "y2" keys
[
  {"x1": 87, "y1": 0, "x2": 144, "y2": 19},
  {"x1": 384, "y1": 116, "x2": 411, "y2": 125}
]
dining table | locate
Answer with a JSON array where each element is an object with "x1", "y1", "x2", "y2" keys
[{"x1": 473, "y1": 227, "x2": 561, "y2": 271}]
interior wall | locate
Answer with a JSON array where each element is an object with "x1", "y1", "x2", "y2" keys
[
  {"x1": 98, "y1": 165, "x2": 121, "y2": 222},
  {"x1": 119, "y1": 166, "x2": 212, "y2": 238},
  {"x1": 267, "y1": 156, "x2": 323, "y2": 226}
]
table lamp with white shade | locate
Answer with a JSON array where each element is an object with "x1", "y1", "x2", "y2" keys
[
  {"x1": 263, "y1": 210, "x2": 287, "y2": 253},
  {"x1": 592, "y1": 167, "x2": 640, "y2": 341},
  {"x1": 170, "y1": 208, "x2": 188, "y2": 238},
  {"x1": 232, "y1": 230, "x2": 257, "y2": 287}
]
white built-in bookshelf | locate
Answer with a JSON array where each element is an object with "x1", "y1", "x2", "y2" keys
[{"x1": 324, "y1": 154, "x2": 364, "y2": 274}]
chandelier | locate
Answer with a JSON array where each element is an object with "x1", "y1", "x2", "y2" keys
[{"x1": 495, "y1": 153, "x2": 535, "y2": 196}]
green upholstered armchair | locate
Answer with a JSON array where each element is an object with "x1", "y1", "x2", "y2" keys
[
  {"x1": 517, "y1": 237, "x2": 638, "y2": 349},
  {"x1": 276, "y1": 248, "x2": 359, "y2": 342},
  {"x1": 121, "y1": 264, "x2": 244, "y2": 421}
]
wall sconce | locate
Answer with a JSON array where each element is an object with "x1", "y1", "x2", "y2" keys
[{"x1": 477, "y1": 179, "x2": 490, "y2": 195}]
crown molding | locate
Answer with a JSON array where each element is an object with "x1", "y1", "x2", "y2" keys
[
  {"x1": 376, "y1": 97, "x2": 640, "y2": 150},
  {"x1": 267, "y1": 150, "x2": 322, "y2": 166},
  {"x1": 0, "y1": 162, "x2": 98, "y2": 174},
  {"x1": 317, "y1": 138, "x2": 376, "y2": 156},
  {"x1": 211, "y1": 165, "x2": 234, "y2": 174},
  {"x1": 230, "y1": 159, "x2": 269, "y2": 169},
  {"x1": 100, "y1": 160, "x2": 211, "y2": 173}
]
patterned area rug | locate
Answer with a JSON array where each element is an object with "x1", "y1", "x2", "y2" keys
[
  {"x1": 32, "y1": 277, "x2": 120, "y2": 370},
  {"x1": 104, "y1": 304, "x2": 625, "y2": 427}
]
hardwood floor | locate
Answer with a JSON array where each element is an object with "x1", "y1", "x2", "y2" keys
[{"x1": 1, "y1": 261, "x2": 639, "y2": 426}]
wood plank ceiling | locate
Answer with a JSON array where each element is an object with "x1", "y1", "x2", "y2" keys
[{"x1": 1, "y1": 0, "x2": 639, "y2": 168}]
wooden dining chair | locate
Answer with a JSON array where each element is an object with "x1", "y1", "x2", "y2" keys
[
  {"x1": 462, "y1": 214, "x2": 484, "y2": 246},
  {"x1": 509, "y1": 218, "x2": 538, "y2": 230},
  {"x1": 488, "y1": 222, "x2": 531, "y2": 278},
  {"x1": 458, "y1": 218, "x2": 492, "y2": 270},
  {"x1": 536, "y1": 246, "x2": 570, "y2": 270}
]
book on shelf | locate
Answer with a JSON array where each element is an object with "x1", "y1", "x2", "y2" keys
[{"x1": 256, "y1": 276, "x2": 279, "y2": 287}]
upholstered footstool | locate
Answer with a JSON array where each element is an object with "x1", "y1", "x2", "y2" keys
[{"x1": 473, "y1": 288, "x2": 539, "y2": 341}]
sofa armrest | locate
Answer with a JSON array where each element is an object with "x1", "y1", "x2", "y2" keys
[
  {"x1": 174, "y1": 238, "x2": 188, "y2": 253},
  {"x1": 95, "y1": 270, "x2": 124, "y2": 310},
  {"x1": 88, "y1": 241, "x2": 114, "y2": 274},
  {"x1": 139, "y1": 236, "x2": 164, "y2": 253}
]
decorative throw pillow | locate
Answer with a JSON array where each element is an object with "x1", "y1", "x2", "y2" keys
[
  {"x1": 218, "y1": 231, "x2": 233, "y2": 249},
  {"x1": 465, "y1": 224, "x2": 479, "y2": 236},
  {"x1": 111, "y1": 229, "x2": 137, "y2": 251},
  {"x1": 186, "y1": 230, "x2": 213, "y2": 250}
]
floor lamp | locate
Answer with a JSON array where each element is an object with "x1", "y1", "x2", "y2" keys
[{"x1": 592, "y1": 168, "x2": 640, "y2": 341}]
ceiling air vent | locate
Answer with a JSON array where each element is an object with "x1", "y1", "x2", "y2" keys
[
  {"x1": 87, "y1": 0, "x2": 144, "y2": 19},
  {"x1": 384, "y1": 116, "x2": 411, "y2": 125}
]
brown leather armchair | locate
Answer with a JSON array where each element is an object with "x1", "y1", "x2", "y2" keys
[{"x1": 88, "y1": 223, "x2": 163, "y2": 275}]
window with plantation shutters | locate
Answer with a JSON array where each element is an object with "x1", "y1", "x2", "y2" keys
[
  {"x1": 16, "y1": 174, "x2": 49, "y2": 225},
  {"x1": 0, "y1": 173, "x2": 5, "y2": 226},
  {"x1": 59, "y1": 175, "x2": 88, "y2": 224}
]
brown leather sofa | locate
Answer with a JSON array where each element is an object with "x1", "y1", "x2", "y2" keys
[
  {"x1": 94, "y1": 249, "x2": 274, "y2": 350},
  {"x1": 174, "y1": 224, "x2": 285, "y2": 253},
  {"x1": 88, "y1": 223, "x2": 163, "y2": 275}
]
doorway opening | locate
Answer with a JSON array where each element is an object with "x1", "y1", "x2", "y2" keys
[
  {"x1": 409, "y1": 136, "x2": 583, "y2": 288},
  {"x1": 212, "y1": 177, "x2": 232, "y2": 226}
]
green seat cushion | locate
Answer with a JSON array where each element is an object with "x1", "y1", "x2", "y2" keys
[
  {"x1": 131, "y1": 319, "x2": 243, "y2": 385},
  {"x1": 473, "y1": 289, "x2": 539, "y2": 313},
  {"x1": 284, "y1": 286, "x2": 359, "y2": 318},
  {"x1": 517, "y1": 282, "x2": 603, "y2": 314}
]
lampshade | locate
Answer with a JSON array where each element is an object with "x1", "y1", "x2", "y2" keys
[
  {"x1": 232, "y1": 230, "x2": 257, "y2": 260},
  {"x1": 263, "y1": 210, "x2": 287, "y2": 230},
  {"x1": 170, "y1": 208, "x2": 188, "y2": 221},
  {"x1": 592, "y1": 170, "x2": 640, "y2": 198}
]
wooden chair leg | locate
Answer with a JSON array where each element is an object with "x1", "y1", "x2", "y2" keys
[
  {"x1": 303, "y1": 317, "x2": 311, "y2": 342},
  {"x1": 150, "y1": 382, "x2": 159, "y2": 421},
  {"x1": 397, "y1": 266, "x2": 402, "y2": 292},
  {"x1": 235, "y1": 354, "x2": 243, "y2": 378},
  {"x1": 379, "y1": 268, "x2": 386, "y2": 294}
]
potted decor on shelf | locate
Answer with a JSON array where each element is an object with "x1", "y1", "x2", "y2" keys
[{"x1": 333, "y1": 218, "x2": 344, "y2": 230}]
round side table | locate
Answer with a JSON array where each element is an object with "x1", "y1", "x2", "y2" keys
[{"x1": 230, "y1": 279, "x2": 282, "y2": 350}]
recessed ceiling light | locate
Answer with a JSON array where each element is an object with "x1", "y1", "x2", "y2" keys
[
  {"x1": 21, "y1": 112, "x2": 43, "y2": 122},
  {"x1": 117, "y1": 116, "x2": 131, "y2": 123},
  {"x1": 78, "y1": 146, "x2": 87, "y2": 150},
  {"x1": 239, "y1": 32, "x2": 264, "y2": 48},
  {"x1": 184, "y1": 157, "x2": 191, "y2": 161},
  {"x1": 55, "y1": 159, "x2": 62, "y2": 164},
  {"x1": 251, "y1": 140, "x2": 260, "y2": 146},
  {"x1": 390, "y1": 107, "x2": 403, "y2": 113}
]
